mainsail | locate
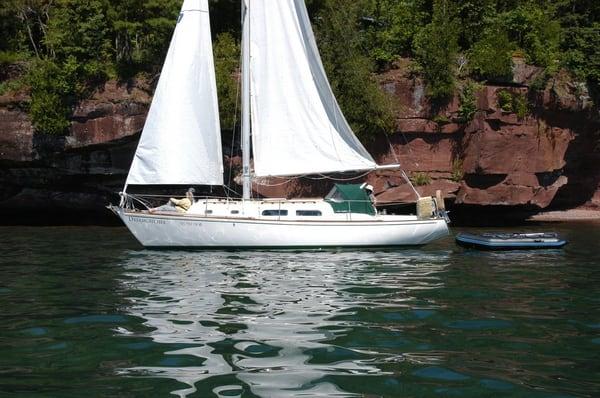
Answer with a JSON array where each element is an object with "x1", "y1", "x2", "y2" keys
[
  {"x1": 247, "y1": 0, "x2": 378, "y2": 178},
  {"x1": 125, "y1": 0, "x2": 223, "y2": 187}
]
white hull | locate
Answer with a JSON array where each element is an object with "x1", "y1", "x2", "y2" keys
[{"x1": 114, "y1": 208, "x2": 449, "y2": 248}]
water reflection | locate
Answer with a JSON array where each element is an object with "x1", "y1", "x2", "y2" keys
[
  {"x1": 116, "y1": 250, "x2": 450, "y2": 397},
  {"x1": 2, "y1": 225, "x2": 599, "y2": 396}
]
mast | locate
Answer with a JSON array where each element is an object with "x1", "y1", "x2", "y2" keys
[{"x1": 241, "y1": 0, "x2": 251, "y2": 199}]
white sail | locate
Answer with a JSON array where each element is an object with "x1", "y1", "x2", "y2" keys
[
  {"x1": 247, "y1": 0, "x2": 378, "y2": 178},
  {"x1": 126, "y1": 0, "x2": 223, "y2": 187}
]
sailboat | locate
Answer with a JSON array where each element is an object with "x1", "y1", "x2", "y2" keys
[{"x1": 110, "y1": 0, "x2": 449, "y2": 248}]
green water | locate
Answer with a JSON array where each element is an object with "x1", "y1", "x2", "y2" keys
[{"x1": 0, "y1": 224, "x2": 599, "y2": 397}]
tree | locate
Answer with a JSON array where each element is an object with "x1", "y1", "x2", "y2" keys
[
  {"x1": 107, "y1": 0, "x2": 180, "y2": 74},
  {"x1": 45, "y1": 1, "x2": 111, "y2": 65},
  {"x1": 0, "y1": 0, "x2": 54, "y2": 58},
  {"x1": 362, "y1": 0, "x2": 430, "y2": 69},
  {"x1": 500, "y1": 5, "x2": 560, "y2": 68},
  {"x1": 456, "y1": 0, "x2": 496, "y2": 49},
  {"x1": 469, "y1": 23, "x2": 514, "y2": 82},
  {"x1": 213, "y1": 32, "x2": 239, "y2": 132},
  {"x1": 413, "y1": 0, "x2": 459, "y2": 100},
  {"x1": 315, "y1": 0, "x2": 394, "y2": 140},
  {"x1": 556, "y1": 0, "x2": 600, "y2": 96}
]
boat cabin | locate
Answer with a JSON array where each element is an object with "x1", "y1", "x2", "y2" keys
[{"x1": 325, "y1": 184, "x2": 376, "y2": 216}]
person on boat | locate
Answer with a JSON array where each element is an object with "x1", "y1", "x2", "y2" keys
[
  {"x1": 150, "y1": 188, "x2": 195, "y2": 213},
  {"x1": 361, "y1": 183, "x2": 375, "y2": 203}
]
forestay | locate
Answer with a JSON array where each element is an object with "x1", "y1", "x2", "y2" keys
[
  {"x1": 126, "y1": 0, "x2": 223, "y2": 187},
  {"x1": 248, "y1": 0, "x2": 378, "y2": 177}
]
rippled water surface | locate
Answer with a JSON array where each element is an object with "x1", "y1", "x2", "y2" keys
[{"x1": 1, "y1": 224, "x2": 599, "y2": 397}]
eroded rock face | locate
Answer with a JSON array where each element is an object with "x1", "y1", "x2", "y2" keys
[
  {"x1": 0, "y1": 107, "x2": 33, "y2": 162},
  {"x1": 0, "y1": 79, "x2": 150, "y2": 223},
  {"x1": 0, "y1": 65, "x2": 598, "y2": 224},
  {"x1": 368, "y1": 66, "x2": 597, "y2": 215},
  {"x1": 68, "y1": 80, "x2": 151, "y2": 149}
]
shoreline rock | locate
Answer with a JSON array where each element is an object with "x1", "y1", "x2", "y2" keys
[{"x1": 0, "y1": 64, "x2": 599, "y2": 225}]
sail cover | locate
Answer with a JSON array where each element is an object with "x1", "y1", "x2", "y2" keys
[
  {"x1": 126, "y1": 0, "x2": 223, "y2": 186},
  {"x1": 247, "y1": 0, "x2": 378, "y2": 177}
]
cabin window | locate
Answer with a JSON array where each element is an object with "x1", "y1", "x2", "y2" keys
[
  {"x1": 325, "y1": 188, "x2": 345, "y2": 202},
  {"x1": 231, "y1": 210, "x2": 239, "y2": 215},
  {"x1": 296, "y1": 210, "x2": 322, "y2": 216},
  {"x1": 262, "y1": 210, "x2": 288, "y2": 216},
  {"x1": 206, "y1": 210, "x2": 213, "y2": 215}
]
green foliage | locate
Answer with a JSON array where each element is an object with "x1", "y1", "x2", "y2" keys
[
  {"x1": 456, "y1": 1, "x2": 497, "y2": 49},
  {"x1": 0, "y1": 51, "x2": 28, "y2": 88},
  {"x1": 498, "y1": 90, "x2": 517, "y2": 115},
  {"x1": 23, "y1": 1, "x2": 115, "y2": 134},
  {"x1": 497, "y1": 90, "x2": 513, "y2": 112},
  {"x1": 497, "y1": 89, "x2": 528, "y2": 118},
  {"x1": 458, "y1": 82, "x2": 479, "y2": 123},
  {"x1": 0, "y1": 51, "x2": 27, "y2": 66},
  {"x1": 27, "y1": 58, "x2": 78, "y2": 135},
  {"x1": 213, "y1": 33, "x2": 239, "y2": 131},
  {"x1": 1, "y1": 0, "x2": 600, "y2": 138},
  {"x1": 315, "y1": 0, "x2": 394, "y2": 140},
  {"x1": 451, "y1": 159, "x2": 464, "y2": 182},
  {"x1": 0, "y1": 76, "x2": 25, "y2": 96},
  {"x1": 362, "y1": 0, "x2": 429, "y2": 69},
  {"x1": 562, "y1": 24, "x2": 600, "y2": 84},
  {"x1": 413, "y1": 0, "x2": 459, "y2": 100},
  {"x1": 500, "y1": 5, "x2": 561, "y2": 68},
  {"x1": 469, "y1": 24, "x2": 514, "y2": 81},
  {"x1": 432, "y1": 114, "x2": 450, "y2": 125},
  {"x1": 411, "y1": 172, "x2": 431, "y2": 186},
  {"x1": 0, "y1": 0, "x2": 53, "y2": 58},
  {"x1": 108, "y1": 0, "x2": 180, "y2": 77},
  {"x1": 555, "y1": 1, "x2": 600, "y2": 101},
  {"x1": 513, "y1": 92, "x2": 528, "y2": 119},
  {"x1": 45, "y1": 0, "x2": 111, "y2": 64},
  {"x1": 0, "y1": 4, "x2": 20, "y2": 52},
  {"x1": 530, "y1": 68, "x2": 552, "y2": 92}
]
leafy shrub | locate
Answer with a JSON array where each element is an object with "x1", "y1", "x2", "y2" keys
[
  {"x1": 458, "y1": 82, "x2": 479, "y2": 123},
  {"x1": 27, "y1": 59, "x2": 78, "y2": 135},
  {"x1": 530, "y1": 69, "x2": 551, "y2": 92},
  {"x1": 451, "y1": 159, "x2": 464, "y2": 182},
  {"x1": 497, "y1": 90, "x2": 513, "y2": 112},
  {"x1": 432, "y1": 114, "x2": 450, "y2": 125},
  {"x1": 469, "y1": 24, "x2": 514, "y2": 81},
  {"x1": 0, "y1": 51, "x2": 27, "y2": 67},
  {"x1": 496, "y1": 89, "x2": 528, "y2": 118},
  {"x1": 513, "y1": 93, "x2": 528, "y2": 119},
  {"x1": 0, "y1": 78, "x2": 25, "y2": 96}
]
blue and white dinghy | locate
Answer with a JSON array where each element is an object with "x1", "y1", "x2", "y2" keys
[{"x1": 456, "y1": 232, "x2": 567, "y2": 250}]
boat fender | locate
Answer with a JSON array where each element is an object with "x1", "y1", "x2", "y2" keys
[{"x1": 417, "y1": 197, "x2": 435, "y2": 219}]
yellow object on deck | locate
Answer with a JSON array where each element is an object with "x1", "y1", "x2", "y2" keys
[
  {"x1": 417, "y1": 197, "x2": 435, "y2": 219},
  {"x1": 169, "y1": 198, "x2": 192, "y2": 212}
]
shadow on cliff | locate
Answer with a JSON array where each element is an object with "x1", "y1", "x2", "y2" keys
[{"x1": 532, "y1": 99, "x2": 600, "y2": 210}]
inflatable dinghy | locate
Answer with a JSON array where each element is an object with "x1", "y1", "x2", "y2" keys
[{"x1": 456, "y1": 232, "x2": 567, "y2": 250}]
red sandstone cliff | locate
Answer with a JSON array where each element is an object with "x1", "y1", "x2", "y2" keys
[
  {"x1": 0, "y1": 62, "x2": 598, "y2": 224},
  {"x1": 369, "y1": 64, "x2": 598, "y2": 211}
]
